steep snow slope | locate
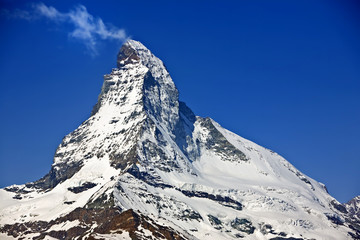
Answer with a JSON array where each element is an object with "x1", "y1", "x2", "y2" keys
[{"x1": 0, "y1": 40, "x2": 358, "y2": 240}]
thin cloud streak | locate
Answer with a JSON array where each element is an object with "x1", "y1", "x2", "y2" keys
[
  {"x1": 35, "y1": 3, "x2": 64, "y2": 20},
  {"x1": 2, "y1": 3, "x2": 128, "y2": 55},
  {"x1": 34, "y1": 3, "x2": 128, "y2": 55},
  {"x1": 1, "y1": 8, "x2": 35, "y2": 21}
]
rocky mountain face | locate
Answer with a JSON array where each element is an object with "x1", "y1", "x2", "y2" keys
[
  {"x1": 344, "y1": 196, "x2": 360, "y2": 239},
  {"x1": 0, "y1": 40, "x2": 359, "y2": 240},
  {"x1": 346, "y1": 196, "x2": 360, "y2": 221}
]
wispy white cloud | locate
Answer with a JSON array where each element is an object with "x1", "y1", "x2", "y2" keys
[
  {"x1": 2, "y1": 3, "x2": 128, "y2": 55},
  {"x1": 1, "y1": 8, "x2": 36, "y2": 21},
  {"x1": 35, "y1": 3, "x2": 64, "y2": 20}
]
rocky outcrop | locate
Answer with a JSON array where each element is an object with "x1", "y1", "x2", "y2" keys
[
  {"x1": 344, "y1": 196, "x2": 360, "y2": 239},
  {"x1": 0, "y1": 208, "x2": 187, "y2": 240}
]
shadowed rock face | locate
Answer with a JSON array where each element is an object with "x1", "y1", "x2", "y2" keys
[
  {"x1": 198, "y1": 117, "x2": 248, "y2": 162},
  {"x1": 344, "y1": 196, "x2": 360, "y2": 239},
  {"x1": 28, "y1": 161, "x2": 83, "y2": 191},
  {"x1": 67, "y1": 182, "x2": 97, "y2": 193},
  {"x1": 345, "y1": 196, "x2": 360, "y2": 220}
]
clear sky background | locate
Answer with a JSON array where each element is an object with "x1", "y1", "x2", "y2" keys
[{"x1": 0, "y1": 0, "x2": 359, "y2": 203}]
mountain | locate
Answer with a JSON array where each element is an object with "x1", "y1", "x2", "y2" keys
[{"x1": 0, "y1": 40, "x2": 358, "y2": 240}]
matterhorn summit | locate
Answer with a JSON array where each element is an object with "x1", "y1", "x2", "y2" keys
[{"x1": 0, "y1": 40, "x2": 359, "y2": 240}]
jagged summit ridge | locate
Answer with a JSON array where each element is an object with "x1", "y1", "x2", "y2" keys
[
  {"x1": 95, "y1": 39, "x2": 180, "y2": 133},
  {"x1": 0, "y1": 40, "x2": 359, "y2": 240}
]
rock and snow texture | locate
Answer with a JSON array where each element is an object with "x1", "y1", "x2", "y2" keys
[
  {"x1": 0, "y1": 40, "x2": 359, "y2": 240},
  {"x1": 346, "y1": 196, "x2": 360, "y2": 221}
]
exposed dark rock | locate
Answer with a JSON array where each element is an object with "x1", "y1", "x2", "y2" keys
[
  {"x1": 0, "y1": 220, "x2": 49, "y2": 238},
  {"x1": 91, "y1": 95, "x2": 102, "y2": 117},
  {"x1": 259, "y1": 223, "x2": 290, "y2": 237},
  {"x1": 231, "y1": 218, "x2": 255, "y2": 234},
  {"x1": 285, "y1": 167, "x2": 315, "y2": 191},
  {"x1": 109, "y1": 119, "x2": 119, "y2": 124},
  {"x1": 4, "y1": 186, "x2": 32, "y2": 194},
  {"x1": 348, "y1": 230, "x2": 360, "y2": 240},
  {"x1": 179, "y1": 189, "x2": 243, "y2": 210},
  {"x1": 110, "y1": 145, "x2": 138, "y2": 170},
  {"x1": 295, "y1": 171, "x2": 315, "y2": 191},
  {"x1": 260, "y1": 223, "x2": 274, "y2": 235},
  {"x1": 26, "y1": 161, "x2": 83, "y2": 191},
  {"x1": 117, "y1": 43, "x2": 141, "y2": 68},
  {"x1": 127, "y1": 164, "x2": 173, "y2": 189},
  {"x1": 142, "y1": 71, "x2": 163, "y2": 125},
  {"x1": 346, "y1": 218, "x2": 360, "y2": 240},
  {"x1": 12, "y1": 194, "x2": 22, "y2": 200},
  {"x1": 325, "y1": 213, "x2": 344, "y2": 225},
  {"x1": 140, "y1": 139, "x2": 180, "y2": 172},
  {"x1": 344, "y1": 196, "x2": 360, "y2": 220},
  {"x1": 6, "y1": 160, "x2": 83, "y2": 193},
  {"x1": 180, "y1": 209, "x2": 203, "y2": 221},
  {"x1": 234, "y1": 233, "x2": 244, "y2": 238},
  {"x1": 200, "y1": 117, "x2": 248, "y2": 162},
  {"x1": 67, "y1": 182, "x2": 97, "y2": 194},
  {"x1": 208, "y1": 215, "x2": 222, "y2": 230},
  {"x1": 88, "y1": 194, "x2": 115, "y2": 210},
  {"x1": 330, "y1": 200, "x2": 347, "y2": 214},
  {"x1": 0, "y1": 208, "x2": 187, "y2": 240}
]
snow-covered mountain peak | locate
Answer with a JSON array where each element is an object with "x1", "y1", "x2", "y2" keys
[
  {"x1": 123, "y1": 39, "x2": 149, "y2": 53},
  {"x1": 94, "y1": 40, "x2": 180, "y2": 128},
  {"x1": 1, "y1": 40, "x2": 359, "y2": 240},
  {"x1": 118, "y1": 39, "x2": 165, "y2": 68}
]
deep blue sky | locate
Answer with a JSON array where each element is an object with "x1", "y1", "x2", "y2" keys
[{"x1": 0, "y1": 0, "x2": 359, "y2": 203}]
